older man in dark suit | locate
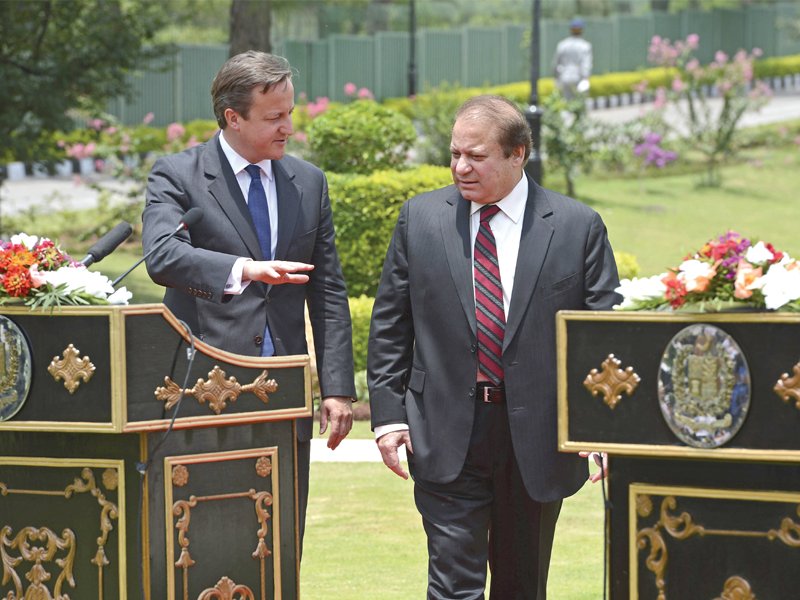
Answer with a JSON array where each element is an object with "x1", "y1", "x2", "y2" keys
[
  {"x1": 368, "y1": 95, "x2": 620, "y2": 599},
  {"x1": 142, "y1": 51, "x2": 355, "y2": 547}
]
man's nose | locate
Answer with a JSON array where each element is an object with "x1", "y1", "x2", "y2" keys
[{"x1": 455, "y1": 156, "x2": 471, "y2": 173}]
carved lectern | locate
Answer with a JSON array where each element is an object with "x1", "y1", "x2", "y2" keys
[
  {"x1": 557, "y1": 311, "x2": 800, "y2": 600},
  {"x1": 0, "y1": 304, "x2": 311, "y2": 599}
]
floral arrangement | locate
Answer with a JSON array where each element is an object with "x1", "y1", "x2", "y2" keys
[
  {"x1": 0, "y1": 233, "x2": 131, "y2": 308},
  {"x1": 615, "y1": 232, "x2": 800, "y2": 312}
]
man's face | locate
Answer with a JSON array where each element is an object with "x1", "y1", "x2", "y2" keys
[
  {"x1": 450, "y1": 117, "x2": 524, "y2": 205},
  {"x1": 225, "y1": 80, "x2": 295, "y2": 163}
]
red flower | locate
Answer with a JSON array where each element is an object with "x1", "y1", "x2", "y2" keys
[
  {"x1": 662, "y1": 271, "x2": 687, "y2": 308},
  {"x1": 765, "y1": 242, "x2": 784, "y2": 264},
  {"x1": 2, "y1": 265, "x2": 32, "y2": 297}
]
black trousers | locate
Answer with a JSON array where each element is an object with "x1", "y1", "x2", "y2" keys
[{"x1": 414, "y1": 400, "x2": 562, "y2": 600}]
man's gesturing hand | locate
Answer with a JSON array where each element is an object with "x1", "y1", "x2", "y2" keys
[
  {"x1": 243, "y1": 260, "x2": 314, "y2": 285},
  {"x1": 376, "y1": 430, "x2": 414, "y2": 480}
]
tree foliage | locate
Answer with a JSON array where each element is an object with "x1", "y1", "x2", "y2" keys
[{"x1": 0, "y1": 0, "x2": 167, "y2": 165}]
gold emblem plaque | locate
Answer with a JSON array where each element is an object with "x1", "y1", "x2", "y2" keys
[
  {"x1": 0, "y1": 315, "x2": 33, "y2": 422},
  {"x1": 657, "y1": 324, "x2": 751, "y2": 449}
]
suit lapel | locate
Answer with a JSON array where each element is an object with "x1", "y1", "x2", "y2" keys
[
  {"x1": 504, "y1": 177, "x2": 554, "y2": 350},
  {"x1": 272, "y1": 160, "x2": 301, "y2": 261},
  {"x1": 204, "y1": 134, "x2": 263, "y2": 259},
  {"x1": 441, "y1": 190, "x2": 477, "y2": 336}
]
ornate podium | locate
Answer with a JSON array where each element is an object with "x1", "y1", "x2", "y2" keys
[
  {"x1": 557, "y1": 311, "x2": 800, "y2": 599},
  {"x1": 0, "y1": 304, "x2": 311, "y2": 599}
]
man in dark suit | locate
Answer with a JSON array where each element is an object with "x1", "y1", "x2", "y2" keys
[
  {"x1": 368, "y1": 95, "x2": 620, "y2": 599},
  {"x1": 142, "y1": 51, "x2": 355, "y2": 546}
]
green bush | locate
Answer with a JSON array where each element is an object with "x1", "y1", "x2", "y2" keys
[
  {"x1": 330, "y1": 165, "x2": 452, "y2": 296},
  {"x1": 614, "y1": 251, "x2": 640, "y2": 280},
  {"x1": 183, "y1": 119, "x2": 219, "y2": 143},
  {"x1": 409, "y1": 82, "x2": 465, "y2": 166},
  {"x1": 308, "y1": 100, "x2": 416, "y2": 174},
  {"x1": 349, "y1": 294, "x2": 375, "y2": 374}
]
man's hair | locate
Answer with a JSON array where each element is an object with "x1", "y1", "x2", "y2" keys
[
  {"x1": 455, "y1": 95, "x2": 532, "y2": 162},
  {"x1": 211, "y1": 51, "x2": 293, "y2": 129}
]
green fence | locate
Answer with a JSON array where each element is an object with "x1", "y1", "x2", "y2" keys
[{"x1": 108, "y1": 3, "x2": 800, "y2": 126}]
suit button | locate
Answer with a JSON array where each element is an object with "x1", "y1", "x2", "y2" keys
[
  {"x1": 254, "y1": 335, "x2": 263, "y2": 346},
  {"x1": 469, "y1": 387, "x2": 475, "y2": 397},
  {"x1": 265, "y1": 296, "x2": 271, "y2": 304},
  {"x1": 470, "y1": 344, "x2": 476, "y2": 353}
]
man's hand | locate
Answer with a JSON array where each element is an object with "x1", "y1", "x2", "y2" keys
[
  {"x1": 376, "y1": 430, "x2": 414, "y2": 480},
  {"x1": 243, "y1": 260, "x2": 314, "y2": 285},
  {"x1": 579, "y1": 451, "x2": 607, "y2": 483},
  {"x1": 319, "y1": 396, "x2": 353, "y2": 450}
]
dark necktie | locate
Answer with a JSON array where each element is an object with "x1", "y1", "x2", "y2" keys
[
  {"x1": 244, "y1": 164, "x2": 275, "y2": 357},
  {"x1": 245, "y1": 164, "x2": 272, "y2": 260},
  {"x1": 474, "y1": 204, "x2": 505, "y2": 386}
]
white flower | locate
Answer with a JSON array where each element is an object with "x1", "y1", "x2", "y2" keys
[
  {"x1": 41, "y1": 266, "x2": 115, "y2": 299},
  {"x1": 107, "y1": 286, "x2": 132, "y2": 305},
  {"x1": 677, "y1": 259, "x2": 716, "y2": 293},
  {"x1": 10, "y1": 233, "x2": 39, "y2": 250},
  {"x1": 744, "y1": 241, "x2": 774, "y2": 265},
  {"x1": 760, "y1": 262, "x2": 800, "y2": 310},
  {"x1": 614, "y1": 275, "x2": 667, "y2": 309}
]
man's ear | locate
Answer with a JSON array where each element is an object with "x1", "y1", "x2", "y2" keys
[
  {"x1": 224, "y1": 108, "x2": 240, "y2": 130},
  {"x1": 512, "y1": 144, "x2": 526, "y2": 166}
]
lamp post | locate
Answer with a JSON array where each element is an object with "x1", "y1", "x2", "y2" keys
[
  {"x1": 408, "y1": 0, "x2": 417, "y2": 97},
  {"x1": 524, "y1": 0, "x2": 543, "y2": 184}
]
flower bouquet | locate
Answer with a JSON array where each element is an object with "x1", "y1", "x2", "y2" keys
[
  {"x1": 614, "y1": 231, "x2": 800, "y2": 312},
  {"x1": 0, "y1": 233, "x2": 131, "y2": 308}
]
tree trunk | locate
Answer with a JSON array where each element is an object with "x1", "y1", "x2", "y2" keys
[{"x1": 229, "y1": 0, "x2": 272, "y2": 57}]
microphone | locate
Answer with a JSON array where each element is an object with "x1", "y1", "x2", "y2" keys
[
  {"x1": 80, "y1": 221, "x2": 133, "y2": 266},
  {"x1": 112, "y1": 208, "x2": 204, "y2": 288}
]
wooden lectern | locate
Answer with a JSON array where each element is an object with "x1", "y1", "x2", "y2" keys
[
  {"x1": 557, "y1": 311, "x2": 800, "y2": 599},
  {"x1": 0, "y1": 304, "x2": 311, "y2": 599}
]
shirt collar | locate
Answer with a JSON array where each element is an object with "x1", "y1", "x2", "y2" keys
[
  {"x1": 469, "y1": 173, "x2": 528, "y2": 223},
  {"x1": 219, "y1": 130, "x2": 274, "y2": 181}
]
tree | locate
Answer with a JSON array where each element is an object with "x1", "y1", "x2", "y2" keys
[
  {"x1": 0, "y1": 0, "x2": 166, "y2": 167},
  {"x1": 229, "y1": 0, "x2": 273, "y2": 56}
]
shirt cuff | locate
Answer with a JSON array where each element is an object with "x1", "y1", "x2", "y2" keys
[
  {"x1": 374, "y1": 423, "x2": 409, "y2": 440},
  {"x1": 224, "y1": 257, "x2": 253, "y2": 294}
]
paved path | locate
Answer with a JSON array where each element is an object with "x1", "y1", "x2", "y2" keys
[{"x1": 310, "y1": 438, "x2": 406, "y2": 463}]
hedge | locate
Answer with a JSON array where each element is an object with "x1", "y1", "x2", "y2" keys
[{"x1": 329, "y1": 165, "x2": 453, "y2": 297}]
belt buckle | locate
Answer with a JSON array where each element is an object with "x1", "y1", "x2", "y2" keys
[{"x1": 482, "y1": 385, "x2": 492, "y2": 403}]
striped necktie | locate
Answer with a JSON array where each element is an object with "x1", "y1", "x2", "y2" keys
[{"x1": 474, "y1": 204, "x2": 505, "y2": 385}]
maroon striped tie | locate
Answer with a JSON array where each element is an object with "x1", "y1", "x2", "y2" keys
[{"x1": 474, "y1": 204, "x2": 505, "y2": 386}]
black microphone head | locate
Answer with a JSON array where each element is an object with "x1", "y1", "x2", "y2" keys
[
  {"x1": 181, "y1": 208, "x2": 204, "y2": 228},
  {"x1": 82, "y1": 221, "x2": 133, "y2": 265}
]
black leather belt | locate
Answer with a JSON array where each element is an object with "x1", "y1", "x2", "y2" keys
[{"x1": 477, "y1": 382, "x2": 505, "y2": 403}]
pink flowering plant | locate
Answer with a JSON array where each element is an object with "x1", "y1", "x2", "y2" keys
[
  {"x1": 0, "y1": 234, "x2": 131, "y2": 308},
  {"x1": 645, "y1": 34, "x2": 771, "y2": 186},
  {"x1": 615, "y1": 232, "x2": 800, "y2": 312}
]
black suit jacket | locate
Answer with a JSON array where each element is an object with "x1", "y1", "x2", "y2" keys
[
  {"x1": 368, "y1": 175, "x2": 620, "y2": 501},
  {"x1": 143, "y1": 134, "x2": 355, "y2": 441}
]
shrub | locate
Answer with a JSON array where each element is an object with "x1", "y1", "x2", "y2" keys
[
  {"x1": 614, "y1": 251, "x2": 640, "y2": 281},
  {"x1": 329, "y1": 165, "x2": 452, "y2": 296},
  {"x1": 307, "y1": 100, "x2": 416, "y2": 174},
  {"x1": 410, "y1": 82, "x2": 465, "y2": 166},
  {"x1": 349, "y1": 294, "x2": 375, "y2": 374}
]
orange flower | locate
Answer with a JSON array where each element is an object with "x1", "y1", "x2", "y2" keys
[
  {"x1": 2, "y1": 265, "x2": 32, "y2": 297},
  {"x1": 734, "y1": 259, "x2": 762, "y2": 299}
]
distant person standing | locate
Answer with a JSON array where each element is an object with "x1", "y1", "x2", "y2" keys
[{"x1": 553, "y1": 18, "x2": 592, "y2": 99}]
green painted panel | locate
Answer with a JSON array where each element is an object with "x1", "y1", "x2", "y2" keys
[
  {"x1": 505, "y1": 25, "x2": 527, "y2": 84},
  {"x1": 179, "y1": 45, "x2": 228, "y2": 123},
  {"x1": 418, "y1": 29, "x2": 462, "y2": 91},
  {"x1": 617, "y1": 15, "x2": 653, "y2": 72},
  {"x1": 777, "y1": 2, "x2": 800, "y2": 57},
  {"x1": 716, "y1": 8, "x2": 747, "y2": 58},
  {"x1": 328, "y1": 35, "x2": 375, "y2": 101},
  {"x1": 376, "y1": 31, "x2": 411, "y2": 99},
  {"x1": 583, "y1": 18, "x2": 616, "y2": 74},
  {"x1": 652, "y1": 12, "x2": 681, "y2": 43},
  {"x1": 309, "y1": 40, "x2": 329, "y2": 101},
  {"x1": 682, "y1": 10, "x2": 715, "y2": 64},
  {"x1": 463, "y1": 27, "x2": 504, "y2": 87}
]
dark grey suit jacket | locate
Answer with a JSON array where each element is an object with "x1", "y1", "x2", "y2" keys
[
  {"x1": 368, "y1": 175, "x2": 620, "y2": 502},
  {"x1": 143, "y1": 134, "x2": 355, "y2": 441}
]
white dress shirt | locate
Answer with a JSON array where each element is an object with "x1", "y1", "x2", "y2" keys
[
  {"x1": 375, "y1": 174, "x2": 528, "y2": 439},
  {"x1": 219, "y1": 131, "x2": 279, "y2": 293}
]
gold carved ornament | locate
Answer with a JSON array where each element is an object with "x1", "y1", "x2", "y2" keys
[
  {"x1": 172, "y1": 486, "x2": 273, "y2": 600},
  {"x1": 48, "y1": 344, "x2": 95, "y2": 394},
  {"x1": 583, "y1": 354, "x2": 641, "y2": 409},
  {"x1": 197, "y1": 576, "x2": 255, "y2": 600},
  {"x1": 774, "y1": 362, "x2": 800, "y2": 410},
  {"x1": 0, "y1": 467, "x2": 119, "y2": 599},
  {"x1": 636, "y1": 495, "x2": 799, "y2": 600},
  {"x1": 155, "y1": 367, "x2": 278, "y2": 415}
]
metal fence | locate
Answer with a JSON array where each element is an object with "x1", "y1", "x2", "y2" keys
[{"x1": 108, "y1": 3, "x2": 800, "y2": 126}]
